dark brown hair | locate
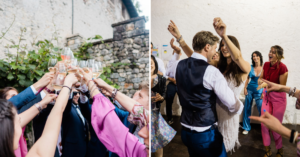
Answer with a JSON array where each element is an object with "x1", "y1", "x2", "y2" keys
[
  {"x1": 251, "y1": 51, "x2": 263, "y2": 66},
  {"x1": 192, "y1": 31, "x2": 219, "y2": 51},
  {"x1": 0, "y1": 99, "x2": 16, "y2": 157},
  {"x1": 217, "y1": 35, "x2": 245, "y2": 87},
  {"x1": 0, "y1": 87, "x2": 18, "y2": 99},
  {"x1": 151, "y1": 55, "x2": 158, "y2": 75}
]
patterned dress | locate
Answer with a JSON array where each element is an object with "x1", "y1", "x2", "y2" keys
[{"x1": 151, "y1": 78, "x2": 176, "y2": 152}]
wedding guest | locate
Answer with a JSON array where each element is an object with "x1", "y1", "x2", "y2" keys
[
  {"x1": 242, "y1": 51, "x2": 264, "y2": 135},
  {"x1": 258, "y1": 45, "x2": 288, "y2": 157}
]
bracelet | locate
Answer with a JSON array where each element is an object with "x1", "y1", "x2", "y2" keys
[
  {"x1": 290, "y1": 129, "x2": 296, "y2": 143},
  {"x1": 289, "y1": 87, "x2": 293, "y2": 97},
  {"x1": 292, "y1": 87, "x2": 297, "y2": 97},
  {"x1": 35, "y1": 103, "x2": 42, "y2": 112},
  {"x1": 45, "y1": 87, "x2": 55, "y2": 94},
  {"x1": 293, "y1": 131, "x2": 299, "y2": 144},
  {"x1": 62, "y1": 85, "x2": 72, "y2": 94},
  {"x1": 176, "y1": 35, "x2": 182, "y2": 42},
  {"x1": 111, "y1": 88, "x2": 118, "y2": 102}
]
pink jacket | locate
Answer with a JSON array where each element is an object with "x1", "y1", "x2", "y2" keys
[
  {"x1": 91, "y1": 93, "x2": 147, "y2": 157},
  {"x1": 14, "y1": 127, "x2": 27, "y2": 157}
]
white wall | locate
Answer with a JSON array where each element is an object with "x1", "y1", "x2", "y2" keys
[
  {"x1": 0, "y1": 0, "x2": 130, "y2": 58},
  {"x1": 152, "y1": 0, "x2": 300, "y2": 124}
]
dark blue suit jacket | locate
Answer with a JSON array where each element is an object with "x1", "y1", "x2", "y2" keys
[{"x1": 8, "y1": 86, "x2": 36, "y2": 113}]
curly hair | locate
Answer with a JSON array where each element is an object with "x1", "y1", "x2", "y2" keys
[
  {"x1": 251, "y1": 51, "x2": 263, "y2": 66},
  {"x1": 217, "y1": 35, "x2": 246, "y2": 87},
  {"x1": 0, "y1": 99, "x2": 16, "y2": 157}
]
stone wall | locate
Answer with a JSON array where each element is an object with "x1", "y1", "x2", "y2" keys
[
  {"x1": 0, "y1": 0, "x2": 131, "y2": 58},
  {"x1": 67, "y1": 16, "x2": 149, "y2": 97}
]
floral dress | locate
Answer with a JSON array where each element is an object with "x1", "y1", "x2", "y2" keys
[{"x1": 151, "y1": 76, "x2": 176, "y2": 152}]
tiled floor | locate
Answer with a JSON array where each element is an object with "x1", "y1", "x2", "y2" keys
[{"x1": 162, "y1": 116, "x2": 299, "y2": 157}]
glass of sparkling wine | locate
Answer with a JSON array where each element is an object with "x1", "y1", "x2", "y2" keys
[
  {"x1": 97, "y1": 61, "x2": 103, "y2": 75},
  {"x1": 91, "y1": 63, "x2": 100, "y2": 79},
  {"x1": 48, "y1": 58, "x2": 57, "y2": 73},
  {"x1": 67, "y1": 58, "x2": 78, "y2": 74},
  {"x1": 53, "y1": 63, "x2": 67, "y2": 94}
]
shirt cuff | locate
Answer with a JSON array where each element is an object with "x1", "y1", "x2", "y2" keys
[
  {"x1": 165, "y1": 76, "x2": 169, "y2": 79},
  {"x1": 40, "y1": 91, "x2": 46, "y2": 99},
  {"x1": 30, "y1": 85, "x2": 38, "y2": 95},
  {"x1": 174, "y1": 53, "x2": 180, "y2": 60},
  {"x1": 236, "y1": 100, "x2": 244, "y2": 115}
]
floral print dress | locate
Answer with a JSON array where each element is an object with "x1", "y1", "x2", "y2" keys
[{"x1": 151, "y1": 77, "x2": 176, "y2": 152}]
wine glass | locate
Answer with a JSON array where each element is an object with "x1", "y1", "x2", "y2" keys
[
  {"x1": 67, "y1": 58, "x2": 78, "y2": 74},
  {"x1": 48, "y1": 58, "x2": 57, "y2": 73},
  {"x1": 97, "y1": 61, "x2": 103, "y2": 75},
  {"x1": 88, "y1": 59, "x2": 95, "y2": 71},
  {"x1": 53, "y1": 63, "x2": 67, "y2": 94},
  {"x1": 61, "y1": 47, "x2": 72, "y2": 63}
]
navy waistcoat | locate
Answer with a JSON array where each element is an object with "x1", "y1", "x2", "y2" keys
[{"x1": 176, "y1": 57, "x2": 217, "y2": 127}]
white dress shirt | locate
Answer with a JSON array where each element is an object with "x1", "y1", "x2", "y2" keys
[
  {"x1": 171, "y1": 52, "x2": 244, "y2": 132},
  {"x1": 165, "y1": 53, "x2": 180, "y2": 79},
  {"x1": 154, "y1": 56, "x2": 166, "y2": 77}
]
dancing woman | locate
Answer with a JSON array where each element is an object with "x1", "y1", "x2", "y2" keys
[
  {"x1": 151, "y1": 55, "x2": 176, "y2": 157},
  {"x1": 168, "y1": 17, "x2": 251, "y2": 152},
  {"x1": 257, "y1": 45, "x2": 288, "y2": 157},
  {"x1": 242, "y1": 51, "x2": 264, "y2": 135}
]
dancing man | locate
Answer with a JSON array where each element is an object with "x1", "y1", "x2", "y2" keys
[{"x1": 167, "y1": 19, "x2": 244, "y2": 156}]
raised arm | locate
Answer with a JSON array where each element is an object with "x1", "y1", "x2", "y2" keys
[
  {"x1": 26, "y1": 74, "x2": 78, "y2": 157},
  {"x1": 213, "y1": 17, "x2": 251, "y2": 74},
  {"x1": 18, "y1": 94, "x2": 56, "y2": 128},
  {"x1": 168, "y1": 20, "x2": 194, "y2": 57}
]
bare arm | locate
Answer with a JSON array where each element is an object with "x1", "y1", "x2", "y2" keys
[
  {"x1": 213, "y1": 17, "x2": 251, "y2": 74},
  {"x1": 168, "y1": 20, "x2": 194, "y2": 57},
  {"x1": 279, "y1": 72, "x2": 288, "y2": 85},
  {"x1": 26, "y1": 74, "x2": 78, "y2": 157}
]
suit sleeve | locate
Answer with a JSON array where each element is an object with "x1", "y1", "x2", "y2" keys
[{"x1": 9, "y1": 86, "x2": 37, "y2": 110}]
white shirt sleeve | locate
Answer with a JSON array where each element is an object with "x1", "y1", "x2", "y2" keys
[
  {"x1": 30, "y1": 85, "x2": 38, "y2": 95},
  {"x1": 203, "y1": 66, "x2": 244, "y2": 114},
  {"x1": 40, "y1": 91, "x2": 46, "y2": 99},
  {"x1": 156, "y1": 58, "x2": 166, "y2": 77},
  {"x1": 166, "y1": 53, "x2": 180, "y2": 79}
]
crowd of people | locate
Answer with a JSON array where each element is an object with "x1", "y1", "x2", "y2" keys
[
  {"x1": 150, "y1": 17, "x2": 295, "y2": 157},
  {"x1": 0, "y1": 63, "x2": 150, "y2": 157}
]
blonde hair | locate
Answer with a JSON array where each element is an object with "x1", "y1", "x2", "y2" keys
[{"x1": 271, "y1": 45, "x2": 284, "y2": 61}]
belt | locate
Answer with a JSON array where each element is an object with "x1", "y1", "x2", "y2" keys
[{"x1": 182, "y1": 124, "x2": 218, "y2": 133}]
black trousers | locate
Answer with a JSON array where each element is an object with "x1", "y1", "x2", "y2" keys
[{"x1": 166, "y1": 82, "x2": 178, "y2": 121}]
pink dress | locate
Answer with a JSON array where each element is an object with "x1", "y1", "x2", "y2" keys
[
  {"x1": 91, "y1": 93, "x2": 147, "y2": 157},
  {"x1": 14, "y1": 127, "x2": 27, "y2": 157}
]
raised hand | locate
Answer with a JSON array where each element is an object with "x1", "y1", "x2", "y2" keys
[
  {"x1": 78, "y1": 68, "x2": 93, "y2": 84},
  {"x1": 39, "y1": 94, "x2": 57, "y2": 109},
  {"x1": 213, "y1": 17, "x2": 227, "y2": 38},
  {"x1": 34, "y1": 72, "x2": 55, "y2": 89},
  {"x1": 64, "y1": 73, "x2": 78, "y2": 86},
  {"x1": 170, "y1": 38, "x2": 181, "y2": 54},
  {"x1": 168, "y1": 20, "x2": 181, "y2": 39}
]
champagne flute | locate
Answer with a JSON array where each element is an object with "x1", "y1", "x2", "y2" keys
[
  {"x1": 48, "y1": 58, "x2": 57, "y2": 73},
  {"x1": 97, "y1": 61, "x2": 103, "y2": 75},
  {"x1": 88, "y1": 59, "x2": 95, "y2": 71},
  {"x1": 53, "y1": 63, "x2": 67, "y2": 94}
]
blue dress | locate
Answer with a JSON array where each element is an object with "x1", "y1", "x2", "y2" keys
[{"x1": 242, "y1": 65, "x2": 263, "y2": 131}]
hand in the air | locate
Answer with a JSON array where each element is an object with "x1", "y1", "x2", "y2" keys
[
  {"x1": 39, "y1": 94, "x2": 57, "y2": 109},
  {"x1": 36, "y1": 72, "x2": 55, "y2": 88},
  {"x1": 213, "y1": 17, "x2": 227, "y2": 38},
  {"x1": 168, "y1": 20, "x2": 181, "y2": 40},
  {"x1": 170, "y1": 38, "x2": 181, "y2": 54},
  {"x1": 64, "y1": 73, "x2": 78, "y2": 86}
]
